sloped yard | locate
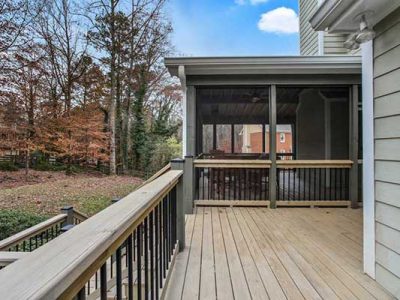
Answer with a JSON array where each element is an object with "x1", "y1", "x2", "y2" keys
[{"x1": 0, "y1": 171, "x2": 143, "y2": 217}]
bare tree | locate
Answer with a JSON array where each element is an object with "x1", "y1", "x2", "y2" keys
[{"x1": 36, "y1": 0, "x2": 89, "y2": 173}]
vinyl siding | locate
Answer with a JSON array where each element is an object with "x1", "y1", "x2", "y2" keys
[
  {"x1": 299, "y1": 0, "x2": 319, "y2": 55},
  {"x1": 373, "y1": 7, "x2": 400, "y2": 298},
  {"x1": 323, "y1": 33, "x2": 348, "y2": 55},
  {"x1": 299, "y1": 0, "x2": 350, "y2": 56}
]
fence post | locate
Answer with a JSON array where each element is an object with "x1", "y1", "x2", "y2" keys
[
  {"x1": 171, "y1": 158, "x2": 185, "y2": 251},
  {"x1": 60, "y1": 206, "x2": 74, "y2": 226}
]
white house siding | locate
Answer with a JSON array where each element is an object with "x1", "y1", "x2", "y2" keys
[
  {"x1": 300, "y1": 0, "x2": 319, "y2": 55},
  {"x1": 300, "y1": 0, "x2": 349, "y2": 55},
  {"x1": 373, "y1": 7, "x2": 400, "y2": 298},
  {"x1": 323, "y1": 33, "x2": 348, "y2": 55}
]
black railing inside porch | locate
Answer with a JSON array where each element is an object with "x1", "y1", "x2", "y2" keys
[
  {"x1": 196, "y1": 167, "x2": 270, "y2": 200},
  {"x1": 194, "y1": 159, "x2": 352, "y2": 205}
]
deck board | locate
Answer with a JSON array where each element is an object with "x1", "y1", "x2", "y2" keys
[{"x1": 165, "y1": 207, "x2": 395, "y2": 300}]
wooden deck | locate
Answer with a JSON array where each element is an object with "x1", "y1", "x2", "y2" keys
[{"x1": 165, "y1": 207, "x2": 394, "y2": 300}]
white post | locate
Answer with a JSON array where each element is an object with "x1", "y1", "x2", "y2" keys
[{"x1": 362, "y1": 40, "x2": 375, "y2": 279}]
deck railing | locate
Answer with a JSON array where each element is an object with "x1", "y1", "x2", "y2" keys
[
  {"x1": 194, "y1": 158, "x2": 353, "y2": 207},
  {"x1": 194, "y1": 159, "x2": 271, "y2": 206},
  {"x1": 0, "y1": 170, "x2": 183, "y2": 299},
  {"x1": 0, "y1": 208, "x2": 87, "y2": 253},
  {"x1": 276, "y1": 160, "x2": 352, "y2": 206}
]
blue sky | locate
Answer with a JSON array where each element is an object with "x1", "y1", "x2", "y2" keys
[{"x1": 167, "y1": 0, "x2": 300, "y2": 56}]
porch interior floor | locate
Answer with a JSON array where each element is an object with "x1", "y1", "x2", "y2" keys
[{"x1": 165, "y1": 207, "x2": 394, "y2": 300}]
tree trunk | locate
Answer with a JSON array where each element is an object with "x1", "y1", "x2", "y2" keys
[
  {"x1": 108, "y1": 0, "x2": 117, "y2": 175},
  {"x1": 25, "y1": 147, "x2": 30, "y2": 179}
]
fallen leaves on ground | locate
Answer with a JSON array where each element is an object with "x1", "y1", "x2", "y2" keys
[{"x1": 0, "y1": 171, "x2": 143, "y2": 216}]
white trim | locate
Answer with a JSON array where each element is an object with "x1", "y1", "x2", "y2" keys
[
  {"x1": 178, "y1": 65, "x2": 187, "y2": 157},
  {"x1": 362, "y1": 40, "x2": 375, "y2": 279},
  {"x1": 318, "y1": 31, "x2": 325, "y2": 55}
]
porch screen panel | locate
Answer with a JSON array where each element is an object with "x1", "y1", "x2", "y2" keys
[
  {"x1": 275, "y1": 86, "x2": 351, "y2": 203},
  {"x1": 202, "y1": 124, "x2": 213, "y2": 154}
]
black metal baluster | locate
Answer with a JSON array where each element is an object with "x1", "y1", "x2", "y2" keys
[
  {"x1": 100, "y1": 263, "x2": 107, "y2": 300},
  {"x1": 95, "y1": 270, "x2": 98, "y2": 290},
  {"x1": 159, "y1": 202, "x2": 163, "y2": 288},
  {"x1": 144, "y1": 217, "x2": 149, "y2": 300},
  {"x1": 137, "y1": 223, "x2": 142, "y2": 299},
  {"x1": 127, "y1": 234, "x2": 133, "y2": 300},
  {"x1": 150, "y1": 211, "x2": 155, "y2": 300},
  {"x1": 77, "y1": 286, "x2": 86, "y2": 300},
  {"x1": 163, "y1": 197, "x2": 167, "y2": 278},
  {"x1": 155, "y1": 205, "x2": 160, "y2": 297},
  {"x1": 116, "y1": 246, "x2": 122, "y2": 300}
]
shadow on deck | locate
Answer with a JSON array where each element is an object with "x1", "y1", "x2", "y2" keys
[{"x1": 165, "y1": 207, "x2": 393, "y2": 300}]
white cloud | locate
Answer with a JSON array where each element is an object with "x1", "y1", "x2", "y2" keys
[
  {"x1": 235, "y1": 0, "x2": 268, "y2": 5},
  {"x1": 258, "y1": 7, "x2": 299, "y2": 34}
]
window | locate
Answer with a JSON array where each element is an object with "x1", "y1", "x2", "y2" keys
[{"x1": 280, "y1": 132, "x2": 286, "y2": 143}]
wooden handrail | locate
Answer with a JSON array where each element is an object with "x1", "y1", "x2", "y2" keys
[
  {"x1": 72, "y1": 209, "x2": 88, "y2": 223},
  {"x1": 0, "y1": 214, "x2": 67, "y2": 251},
  {"x1": 276, "y1": 160, "x2": 353, "y2": 168},
  {"x1": 0, "y1": 252, "x2": 29, "y2": 267},
  {"x1": 0, "y1": 170, "x2": 183, "y2": 299},
  {"x1": 194, "y1": 159, "x2": 272, "y2": 168},
  {"x1": 140, "y1": 163, "x2": 171, "y2": 187}
]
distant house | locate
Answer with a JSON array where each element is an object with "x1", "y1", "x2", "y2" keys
[{"x1": 241, "y1": 124, "x2": 293, "y2": 158}]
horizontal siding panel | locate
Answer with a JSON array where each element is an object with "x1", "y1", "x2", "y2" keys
[
  {"x1": 376, "y1": 201, "x2": 400, "y2": 231},
  {"x1": 374, "y1": 45, "x2": 400, "y2": 77},
  {"x1": 374, "y1": 115, "x2": 400, "y2": 139},
  {"x1": 376, "y1": 180, "x2": 400, "y2": 208},
  {"x1": 375, "y1": 139, "x2": 400, "y2": 162},
  {"x1": 375, "y1": 160, "x2": 400, "y2": 185},
  {"x1": 374, "y1": 68, "x2": 400, "y2": 98},
  {"x1": 374, "y1": 21, "x2": 400, "y2": 58},
  {"x1": 376, "y1": 222, "x2": 400, "y2": 256},
  {"x1": 323, "y1": 36, "x2": 346, "y2": 42},
  {"x1": 374, "y1": 92, "x2": 400, "y2": 118},
  {"x1": 324, "y1": 49, "x2": 348, "y2": 55},
  {"x1": 376, "y1": 243, "x2": 400, "y2": 277},
  {"x1": 375, "y1": 264, "x2": 400, "y2": 299}
]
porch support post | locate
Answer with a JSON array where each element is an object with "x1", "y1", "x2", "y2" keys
[
  {"x1": 171, "y1": 158, "x2": 185, "y2": 251},
  {"x1": 183, "y1": 85, "x2": 196, "y2": 214},
  {"x1": 269, "y1": 85, "x2": 277, "y2": 208},
  {"x1": 231, "y1": 124, "x2": 234, "y2": 153},
  {"x1": 262, "y1": 123, "x2": 266, "y2": 153},
  {"x1": 186, "y1": 86, "x2": 196, "y2": 156},
  {"x1": 349, "y1": 85, "x2": 359, "y2": 209},
  {"x1": 184, "y1": 155, "x2": 194, "y2": 214},
  {"x1": 212, "y1": 123, "x2": 217, "y2": 150}
]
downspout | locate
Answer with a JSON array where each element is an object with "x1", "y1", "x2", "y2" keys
[{"x1": 362, "y1": 40, "x2": 375, "y2": 279}]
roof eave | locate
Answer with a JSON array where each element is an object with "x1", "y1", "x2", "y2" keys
[
  {"x1": 309, "y1": 0, "x2": 357, "y2": 31},
  {"x1": 164, "y1": 56, "x2": 362, "y2": 78}
]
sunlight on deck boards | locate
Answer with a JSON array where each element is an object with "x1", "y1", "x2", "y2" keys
[{"x1": 165, "y1": 207, "x2": 394, "y2": 300}]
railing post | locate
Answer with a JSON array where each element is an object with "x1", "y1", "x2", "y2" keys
[
  {"x1": 60, "y1": 206, "x2": 74, "y2": 226},
  {"x1": 171, "y1": 158, "x2": 185, "y2": 251},
  {"x1": 269, "y1": 84, "x2": 277, "y2": 209}
]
